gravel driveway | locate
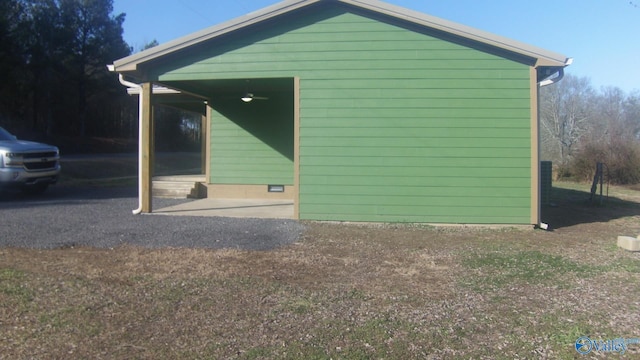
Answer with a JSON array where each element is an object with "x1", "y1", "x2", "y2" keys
[{"x1": 0, "y1": 186, "x2": 304, "y2": 250}]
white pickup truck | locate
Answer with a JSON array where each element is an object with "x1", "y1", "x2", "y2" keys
[{"x1": 0, "y1": 126, "x2": 60, "y2": 194}]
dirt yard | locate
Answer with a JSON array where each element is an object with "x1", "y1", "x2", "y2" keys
[{"x1": 1, "y1": 182, "x2": 639, "y2": 359}]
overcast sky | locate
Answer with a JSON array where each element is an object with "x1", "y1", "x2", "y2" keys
[{"x1": 113, "y1": 0, "x2": 640, "y2": 93}]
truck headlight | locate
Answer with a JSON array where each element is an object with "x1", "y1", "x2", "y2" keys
[{"x1": 4, "y1": 152, "x2": 24, "y2": 166}]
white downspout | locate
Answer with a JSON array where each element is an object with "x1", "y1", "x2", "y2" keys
[
  {"x1": 114, "y1": 71, "x2": 144, "y2": 215},
  {"x1": 536, "y1": 58, "x2": 572, "y2": 230},
  {"x1": 536, "y1": 71, "x2": 559, "y2": 229}
]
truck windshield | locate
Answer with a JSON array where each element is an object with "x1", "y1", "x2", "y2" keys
[{"x1": 0, "y1": 127, "x2": 17, "y2": 141}]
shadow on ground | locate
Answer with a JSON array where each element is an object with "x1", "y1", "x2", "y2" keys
[
  {"x1": 541, "y1": 186, "x2": 640, "y2": 229},
  {"x1": 0, "y1": 185, "x2": 137, "y2": 206}
]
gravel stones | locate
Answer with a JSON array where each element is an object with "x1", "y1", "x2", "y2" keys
[{"x1": 0, "y1": 186, "x2": 304, "y2": 250}]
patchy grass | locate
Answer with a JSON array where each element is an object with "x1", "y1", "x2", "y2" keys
[
  {"x1": 0, "y1": 269, "x2": 34, "y2": 311},
  {"x1": 460, "y1": 250, "x2": 606, "y2": 290},
  {"x1": 1, "y1": 182, "x2": 640, "y2": 358}
]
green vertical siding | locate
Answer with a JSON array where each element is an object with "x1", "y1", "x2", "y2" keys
[{"x1": 154, "y1": 5, "x2": 533, "y2": 224}]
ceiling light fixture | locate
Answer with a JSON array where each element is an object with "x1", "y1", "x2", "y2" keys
[{"x1": 241, "y1": 92, "x2": 253, "y2": 102}]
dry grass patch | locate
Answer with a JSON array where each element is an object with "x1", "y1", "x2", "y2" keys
[{"x1": 2, "y1": 183, "x2": 640, "y2": 359}]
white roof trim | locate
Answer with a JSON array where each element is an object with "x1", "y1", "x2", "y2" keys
[
  {"x1": 112, "y1": 0, "x2": 569, "y2": 73},
  {"x1": 126, "y1": 86, "x2": 180, "y2": 96},
  {"x1": 113, "y1": 0, "x2": 316, "y2": 72},
  {"x1": 344, "y1": 0, "x2": 569, "y2": 67}
]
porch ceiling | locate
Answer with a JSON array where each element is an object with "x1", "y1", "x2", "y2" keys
[
  {"x1": 159, "y1": 78, "x2": 293, "y2": 107},
  {"x1": 153, "y1": 92, "x2": 208, "y2": 115}
]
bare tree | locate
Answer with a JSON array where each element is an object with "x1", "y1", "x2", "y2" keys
[
  {"x1": 590, "y1": 87, "x2": 626, "y2": 143},
  {"x1": 623, "y1": 91, "x2": 640, "y2": 139},
  {"x1": 582, "y1": 87, "x2": 640, "y2": 145},
  {"x1": 540, "y1": 74, "x2": 595, "y2": 165}
]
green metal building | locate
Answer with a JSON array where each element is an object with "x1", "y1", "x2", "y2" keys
[{"x1": 111, "y1": 0, "x2": 571, "y2": 225}]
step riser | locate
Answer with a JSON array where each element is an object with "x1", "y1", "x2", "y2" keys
[
  {"x1": 154, "y1": 184, "x2": 195, "y2": 190},
  {"x1": 152, "y1": 180, "x2": 204, "y2": 199},
  {"x1": 153, "y1": 189, "x2": 192, "y2": 198}
]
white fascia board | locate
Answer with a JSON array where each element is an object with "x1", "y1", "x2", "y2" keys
[
  {"x1": 344, "y1": 0, "x2": 569, "y2": 67},
  {"x1": 126, "y1": 86, "x2": 181, "y2": 96}
]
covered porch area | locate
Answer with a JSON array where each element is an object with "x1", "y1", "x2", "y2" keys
[
  {"x1": 114, "y1": 76, "x2": 299, "y2": 218},
  {"x1": 151, "y1": 173, "x2": 294, "y2": 219}
]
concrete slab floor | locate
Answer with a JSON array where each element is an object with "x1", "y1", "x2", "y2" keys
[{"x1": 152, "y1": 198, "x2": 294, "y2": 219}]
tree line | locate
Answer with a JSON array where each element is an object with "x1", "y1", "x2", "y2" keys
[
  {"x1": 0, "y1": 0, "x2": 134, "y2": 139},
  {"x1": 0, "y1": 0, "x2": 202, "y2": 151},
  {"x1": 541, "y1": 75, "x2": 640, "y2": 184}
]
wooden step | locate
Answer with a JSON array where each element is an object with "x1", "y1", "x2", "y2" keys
[{"x1": 152, "y1": 175, "x2": 206, "y2": 199}]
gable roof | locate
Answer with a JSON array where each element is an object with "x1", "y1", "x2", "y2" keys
[{"x1": 112, "y1": 0, "x2": 570, "y2": 75}]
